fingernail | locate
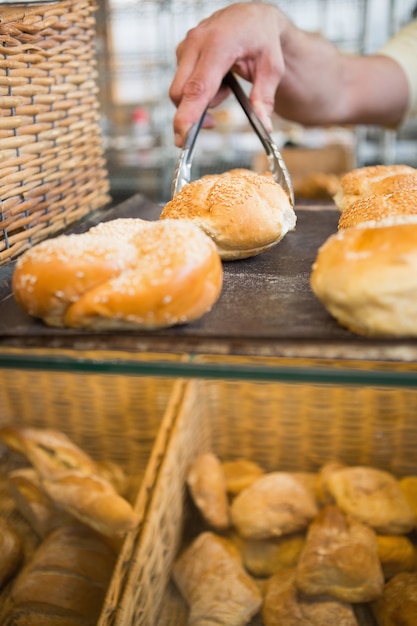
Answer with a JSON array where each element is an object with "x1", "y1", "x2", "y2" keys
[{"x1": 174, "y1": 132, "x2": 183, "y2": 148}]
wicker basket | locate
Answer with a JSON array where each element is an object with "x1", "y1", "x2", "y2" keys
[
  {"x1": 106, "y1": 375, "x2": 417, "y2": 626},
  {"x1": 0, "y1": 364, "x2": 185, "y2": 624},
  {"x1": 0, "y1": 0, "x2": 110, "y2": 263}
]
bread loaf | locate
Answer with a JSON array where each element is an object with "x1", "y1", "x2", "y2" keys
[
  {"x1": 2, "y1": 524, "x2": 116, "y2": 625},
  {"x1": 160, "y1": 169, "x2": 296, "y2": 260},
  {"x1": 12, "y1": 218, "x2": 223, "y2": 330}
]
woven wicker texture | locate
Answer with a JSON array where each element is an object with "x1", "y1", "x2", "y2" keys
[
  {"x1": 0, "y1": 367, "x2": 181, "y2": 623},
  {"x1": 0, "y1": 0, "x2": 110, "y2": 263},
  {"x1": 109, "y1": 377, "x2": 417, "y2": 626}
]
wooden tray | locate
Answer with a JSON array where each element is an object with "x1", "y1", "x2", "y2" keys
[{"x1": 1, "y1": 195, "x2": 417, "y2": 363}]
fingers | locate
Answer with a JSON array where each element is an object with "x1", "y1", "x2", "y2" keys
[
  {"x1": 248, "y1": 52, "x2": 286, "y2": 134},
  {"x1": 170, "y1": 35, "x2": 235, "y2": 146}
]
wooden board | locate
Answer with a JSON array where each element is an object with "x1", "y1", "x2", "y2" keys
[{"x1": 1, "y1": 194, "x2": 417, "y2": 362}]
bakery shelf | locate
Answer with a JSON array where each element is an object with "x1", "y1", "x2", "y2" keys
[{"x1": 1, "y1": 194, "x2": 417, "y2": 387}]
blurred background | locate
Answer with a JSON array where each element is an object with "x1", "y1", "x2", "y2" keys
[{"x1": 94, "y1": 0, "x2": 417, "y2": 205}]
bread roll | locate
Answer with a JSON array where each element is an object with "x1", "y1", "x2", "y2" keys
[
  {"x1": 186, "y1": 453, "x2": 230, "y2": 531},
  {"x1": 338, "y1": 190, "x2": 417, "y2": 229},
  {"x1": 221, "y1": 459, "x2": 265, "y2": 495},
  {"x1": 12, "y1": 218, "x2": 223, "y2": 330},
  {"x1": 262, "y1": 568, "x2": 360, "y2": 626},
  {"x1": 160, "y1": 169, "x2": 296, "y2": 260},
  {"x1": 172, "y1": 531, "x2": 262, "y2": 626},
  {"x1": 295, "y1": 505, "x2": 384, "y2": 603},
  {"x1": 399, "y1": 476, "x2": 417, "y2": 517},
  {"x1": 376, "y1": 535, "x2": 417, "y2": 580},
  {"x1": 333, "y1": 164, "x2": 417, "y2": 212},
  {"x1": 230, "y1": 472, "x2": 318, "y2": 540},
  {"x1": 242, "y1": 533, "x2": 306, "y2": 578},
  {"x1": 371, "y1": 572, "x2": 417, "y2": 626},
  {"x1": 324, "y1": 466, "x2": 416, "y2": 535},
  {"x1": 310, "y1": 220, "x2": 417, "y2": 336}
]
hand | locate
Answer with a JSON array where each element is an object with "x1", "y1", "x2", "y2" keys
[
  {"x1": 169, "y1": 2, "x2": 289, "y2": 146},
  {"x1": 169, "y1": 2, "x2": 410, "y2": 147}
]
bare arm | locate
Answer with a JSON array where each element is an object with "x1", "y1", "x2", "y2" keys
[{"x1": 169, "y1": 2, "x2": 409, "y2": 147}]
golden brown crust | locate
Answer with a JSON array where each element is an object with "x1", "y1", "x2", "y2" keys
[
  {"x1": 12, "y1": 218, "x2": 223, "y2": 330},
  {"x1": 5, "y1": 525, "x2": 115, "y2": 624},
  {"x1": 172, "y1": 531, "x2": 262, "y2": 626},
  {"x1": 310, "y1": 221, "x2": 417, "y2": 337},
  {"x1": 371, "y1": 572, "x2": 417, "y2": 626},
  {"x1": 221, "y1": 459, "x2": 265, "y2": 495},
  {"x1": 0, "y1": 518, "x2": 23, "y2": 590},
  {"x1": 262, "y1": 569, "x2": 359, "y2": 626},
  {"x1": 333, "y1": 164, "x2": 417, "y2": 211},
  {"x1": 325, "y1": 466, "x2": 416, "y2": 534},
  {"x1": 230, "y1": 472, "x2": 318, "y2": 540},
  {"x1": 338, "y1": 190, "x2": 417, "y2": 229},
  {"x1": 160, "y1": 169, "x2": 296, "y2": 260},
  {"x1": 295, "y1": 505, "x2": 384, "y2": 603},
  {"x1": 186, "y1": 453, "x2": 230, "y2": 531},
  {"x1": 376, "y1": 535, "x2": 417, "y2": 580}
]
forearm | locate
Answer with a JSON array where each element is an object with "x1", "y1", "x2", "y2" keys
[{"x1": 274, "y1": 25, "x2": 409, "y2": 128}]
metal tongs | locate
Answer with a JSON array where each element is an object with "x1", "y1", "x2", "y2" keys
[{"x1": 171, "y1": 71, "x2": 294, "y2": 205}]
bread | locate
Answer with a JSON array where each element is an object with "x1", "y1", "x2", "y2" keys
[
  {"x1": 8, "y1": 468, "x2": 73, "y2": 538},
  {"x1": 12, "y1": 217, "x2": 223, "y2": 329},
  {"x1": 160, "y1": 169, "x2": 296, "y2": 260},
  {"x1": 324, "y1": 466, "x2": 416, "y2": 535},
  {"x1": 221, "y1": 459, "x2": 265, "y2": 495},
  {"x1": 172, "y1": 531, "x2": 262, "y2": 626},
  {"x1": 0, "y1": 426, "x2": 100, "y2": 480},
  {"x1": 186, "y1": 453, "x2": 230, "y2": 531},
  {"x1": 2, "y1": 524, "x2": 115, "y2": 625},
  {"x1": 376, "y1": 535, "x2": 417, "y2": 580},
  {"x1": 295, "y1": 505, "x2": 384, "y2": 603},
  {"x1": 241, "y1": 533, "x2": 306, "y2": 578},
  {"x1": 310, "y1": 220, "x2": 417, "y2": 336},
  {"x1": 0, "y1": 518, "x2": 23, "y2": 589},
  {"x1": 399, "y1": 476, "x2": 417, "y2": 517},
  {"x1": 338, "y1": 190, "x2": 417, "y2": 229},
  {"x1": 262, "y1": 568, "x2": 360, "y2": 626},
  {"x1": 230, "y1": 471, "x2": 318, "y2": 540},
  {"x1": 40, "y1": 471, "x2": 139, "y2": 537},
  {"x1": 371, "y1": 572, "x2": 417, "y2": 626},
  {"x1": 333, "y1": 164, "x2": 417, "y2": 212}
]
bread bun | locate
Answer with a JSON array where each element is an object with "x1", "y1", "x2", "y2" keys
[
  {"x1": 333, "y1": 164, "x2": 417, "y2": 212},
  {"x1": 310, "y1": 219, "x2": 417, "y2": 336},
  {"x1": 338, "y1": 189, "x2": 417, "y2": 229},
  {"x1": 160, "y1": 169, "x2": 296, "y2": 260},
  {"x1": 12, "y1": 218, "x2": 223, "y2": 330}
]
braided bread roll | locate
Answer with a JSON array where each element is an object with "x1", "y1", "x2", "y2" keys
[{"x1": 12, "y1": 218, "x2": 223, "y2": 330}]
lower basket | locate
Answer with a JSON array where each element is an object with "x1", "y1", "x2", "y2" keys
[
  {"x1": 0, "y1": 365, "x2": 185, "y2": 624},
  {"x1": 106, "y1": 376, "x2": 417, "y2": 626}
]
